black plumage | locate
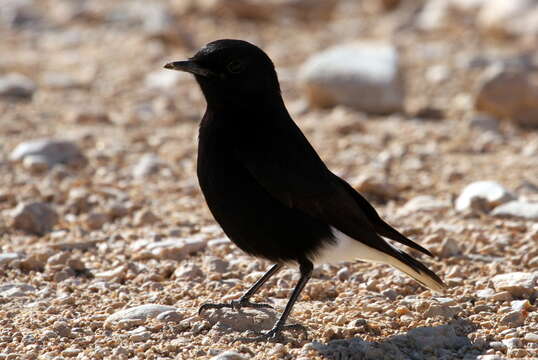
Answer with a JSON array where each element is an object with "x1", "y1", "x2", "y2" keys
[{"x1": 165, "y1": 39, "x2": 445, "y2": 341}]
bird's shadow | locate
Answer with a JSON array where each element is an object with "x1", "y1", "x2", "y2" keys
[{"x1": 310, "y1": 319, "x2": 488, "y2": 360}]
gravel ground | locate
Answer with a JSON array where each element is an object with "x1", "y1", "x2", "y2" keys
[{"x1": 1, "y1": 1, "x2": 538, "y2": 359}]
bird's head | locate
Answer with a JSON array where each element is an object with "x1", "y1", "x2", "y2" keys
[{"x1": 165, "y1": 39, "x2": 281, "y2": 109}]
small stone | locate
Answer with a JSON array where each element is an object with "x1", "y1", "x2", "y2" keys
[
  {"x1": 22, "y1": 155, "x2": 49, "y2": 173},
  {"x1": 156, "y1": 310, "x2": 184, "y2": 322},
  {"x1": 10, "y1": 138, "x2": 86, "y2": 168},
  {"x1": 491, "y1": 201, "x2": 538, "y2": 220},
  {"x1": 424, "y1": 304, "x2": 462, "y2": 318},
  {"x1": 0, "y1": 283, "x2": 36, "y2": 297},
  {"x1": 336, "y1": 267, "x2": 350, "y2": 281},
  {"x1": 491, "y1": 272, "x2": 537, "y2": 297},
  {"x1": 83, "y1": 212, "x2": 108, "y2": 230},
  {"x1": 0, "y1": 73, "x2": 35, "y2": 100},
  {"x1": 455, "y1": 181, "x2": 514, "y2": 212},
  {"x1": 53, "y1": 321, "x2": 72, "y2": 338},
  {"x1": 0, "y1": 253, "x2": 22, "y2": 267},
  {"x1": 129, "y1": 328, "x2": 151, "y2": 342},
  {"x1": 500, "y1": 311, "x2": 525, "y2": 327},
  {"x1": 475, "y1": 65, "x2": 538, "y2": 127},
  {"x1": 400, "y1": 195, "x2": 449, "y2": 214},
  {"x1": 143, "y1": 236, "x2": 207, "y2": 261},
  {"x1": 61, "y1": 347, "x2": 81, "y2": 357},
  {"x1": 511, "y1": 299, "x2": 531, "y2": 311},
  {"x1": 174, "y1": 263, "x2": 203, "y2": 281},
  {"x1": 105, "y1": 304, "x2": 177, "y2": 326},
  {"x1": 19, "y1": 251, "x2": 50, "y2": 271},
  {"x1": 478, "y1": 0, "x2": 538, "y2": 38},
  {"x1": 439, "y1": 238, "x2": 461, "y2": 258},
  {"x1": 94, "y1": 265, "x2": 127, "y2": 280},
  {"x1": 204, "y1": 308, "x2": 276, "y2": 333},
  {"x1": 133, "y1": 209, "x2": 160, "y2": 226},
  {"x1": 524, "y1": 333, "x2": 538, "y2": 343},
  {"x1": 353, "y1": 174, "x2": 398, "y2": 200},
  {"x1": 205, "y1": 256, "x2": 229, "y2": 274},
  {"x1": 69, "y1": 109, "x2": 110, "y2": 124},
  {"x1": 468, "y1": 112, "x2": 500, "y2": 133},
  {"x1": 11, "y1": 202, "x2": 58, "y2": 235},
  {"x1": 381, "y1": 289, "x2": 398, "y2": 300},
  {"x1": 210, "y1": 351, "x2": 247, "y2": 360},
  {"x1": 132, "y1": 154, "x2": 162, "y2": 178},
  {"x1": 299, "y1": 42, "x2": 404, "y2": 114}
]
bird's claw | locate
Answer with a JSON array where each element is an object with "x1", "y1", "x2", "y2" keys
[
  {"x1": 198, "y1": 299, "x2": 273, "y2": 315},
  {"x1": 234, "y1": 323, "x2": 308, "y2": 343}
]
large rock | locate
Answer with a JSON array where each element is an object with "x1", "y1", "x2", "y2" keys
[
  {"x1": 491, "y1": 201, "x2": 538, "y2": 220},
  {"x1": 491, "y1": 272, "x2": 537, "y2": 297},
  {"x1": 455, "y1": 181, "x2": 514, "y2": 212},
  {"x1": 475, "y1": 66, "x2": 538, "y2": 127},
  {"x1": 299, "y1": 43, "x2": 404, "y2": 114},
  {"x1": 10, "y1": 138, "x2": 86, "y2": 168},
  {"x1": 11, "y1": 202, "x2": 58, "y2": 235}
]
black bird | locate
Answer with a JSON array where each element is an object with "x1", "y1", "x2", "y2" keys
[{"x1": 164, "y1": 39, "x2": 445, "y2": 341}]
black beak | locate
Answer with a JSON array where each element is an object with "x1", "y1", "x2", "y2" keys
[{"x1": 164, "y1": 60, "x2": 215, "y2": 77}]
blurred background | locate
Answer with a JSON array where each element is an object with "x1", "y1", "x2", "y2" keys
[{"x1": 1, "y1": 0, "x2": 538, "y2": 359}]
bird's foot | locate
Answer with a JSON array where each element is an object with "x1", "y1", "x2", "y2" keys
[
  {"x1": 198, "y1": 298, "x2": 273, "y2": 315},
  {"x1": 235, "y1": 323, "x2": 308, "y2": 343}
]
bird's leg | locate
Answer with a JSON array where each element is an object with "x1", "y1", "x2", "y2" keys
[
  {"x1": 237, "y1": 260, "x2": 312, "y2": 342},
  {"x1": 199, "y1": 263, "x2": 282, "y2": 314}
]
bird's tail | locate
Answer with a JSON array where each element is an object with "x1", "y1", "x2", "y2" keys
[{"x1": 385, "y1": 249, "x2": 446, "y2": 292}]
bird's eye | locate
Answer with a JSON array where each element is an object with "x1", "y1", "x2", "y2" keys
[{"x1": 227, "y1": 60, "x2": 244, "y2": 74}]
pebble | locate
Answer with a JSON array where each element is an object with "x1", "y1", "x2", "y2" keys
[
  {"x1": 500, "y1": 311, "x2": 525, "y2": 327},
  {"x1": 491, "y1": 272, "x2": 537, "y2": 297},
  {"x1": 132, "y1": 153, "x2": 162, "y2": 178},
  {"x1": 0, "y1": 253, "x2": 22, "y2": 267},
  {"x1": 524, "y1": 333, "x2": 538, "y2": 343},
  {"x1": 0, "y1": 283, "x2": 36, "y2": 297},
  {"x1": 133, "y1": 209, "x2": 160, "y2": 226},
  {"x1": 475, "y1": 65, "x2": 538, "y2": 127},
  {"x1": 205, "y1": 256, "x2": 229, "y2": 274},
  {"x1": 210, "y1": 351, "x2": 248, "y2": 360},
  {"x1": 491, "y1": 201, "x2": 538, "y2": 220},
  {"x1": 10, "y1": 138, "x2": 85, "y2": 167},
  {"x1": 174, "y1": 263, "x2": 204, "y2": 281},
  {"x1": 144, "y1": 236, "x2": 207, "y2": 261},
  {"x1": 439, "y1": 238, "x2": 462, "y2": 258},
  {"x1": 19, "y1": 251, "x2": 50, "y2": 271},
  {"x1": 511, "y1": 299, "x2": 531, "y2": 311},
  {"x1": 336, "y1": 267, "x2": 350, "y2": 281},
  {"x1": 455, "y1": 181, "x2": 514, "y2": 212},
  {"x1": 424, "y1": 304, "x2": 462, "y2": 318},
  {"x1": 156, "y1": 310, "x2": 184, "y2": 322},
  {"x1": 399, "y1": 195, "x2": 450, "y2": 214},
  {"x1": 105, "y1": 304, "x2": 178, "y2": 326},
  {"x1": 0, "y1": 72, "x2": 35, "y2": 100},
  {"x1": 468, "y1": 112, "x2": 500, "y2": 133},
  {"x1": 22, "y1": 155, "x2": 49, "y2": 173},
  {"x1": 94, "y1": 265, "x2": 127, "y2": 280},
  {"x1": 83, "y1": 212, "x2": 108, "y2": 230},
  {"x1": 11, "y1": 202, "x2": 59, "y2": 235},
  {"x1": 204, "y1": 308, "x2": 276, "y2": 332},
  {"x1": 478, "y1": 0, "x2": 538, "y2": 38},
  {"x1": 299, "y1": 42, "x2": 404, "y2": 114}
]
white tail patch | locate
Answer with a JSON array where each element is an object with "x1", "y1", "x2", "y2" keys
[{"x1": 310, "y1": 227, "x2": 444, "y2": 292}]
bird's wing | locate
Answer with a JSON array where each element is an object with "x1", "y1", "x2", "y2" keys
[
  {"x1": 234, "y1": 121, "x2": 445, "y2": 291},
  {"x1": 235, "y1": 120, "x2": 431, "y2": 256}
]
